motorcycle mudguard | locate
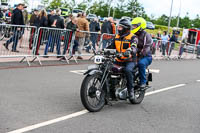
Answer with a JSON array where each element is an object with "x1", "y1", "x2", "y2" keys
[{"x1": 84, "y1": 69, "x2": 103, "y2": 76}]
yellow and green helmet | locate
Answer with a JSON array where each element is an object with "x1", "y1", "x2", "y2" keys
[{"x1": 131, "y1": 17, "x2": 147, "y2": 34}]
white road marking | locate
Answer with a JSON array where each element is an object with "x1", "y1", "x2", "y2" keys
[
  {"x1": 7, "y1": 110, "x2": 89, "y2": 133},
  {"x1": 145, "y1": 84, "x2": 186, "y2": 96},
  {"x1": 70, "y1": 70, "x2": 86, "y2": 75},
  {"x1": 70, "y1": 69, "x2": 160, "y2": 75},
  {"x1": 197, "y1": 80, "x2": 200, "y2": 82},
  {"x1": 149, "y1": 69, "x2": 160, "y2": 73},
  {"x1": 7, "y1": 83, "x2": 185, "y2": 133}
]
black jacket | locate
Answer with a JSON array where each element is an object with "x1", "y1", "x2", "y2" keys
[
  {"x1": 101, "y1": 21, "x2": 113, "y2": 34},
  {"x1": 49, "y1": 15, "x2": 64, "y2": 29},
  {"x1": 66, "y1": 21, "x2": 78, "y2": 31},
  {"x1": 170, "y1": 34, "x2": 179, "y2": 43},
  {"x1": 37, "y1": 16, "x2": 48, "y2": 27},
  {"x1": 89, "y1": 21, "x2": 100, "y2": 32},
  {"x1": 11, "y1": 8, "x2": 24, "y2": 25}
]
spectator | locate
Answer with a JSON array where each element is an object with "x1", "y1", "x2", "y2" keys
[
  {"x1": 156, "y1": 31, "x2": 162, "y2": 52},
  {"x1": 178, "y1": 35, "x2": 189, "y2": 59},
  {"x1": 76, "y1": 12, "x2": 89, "y2": 59},
  {"x1": 65, "y1": 14, "x2": 73, "y2": 27},
  {"x1": 0, "y1": 9, "x2": 3, "y2": 18},
  {"x1": 161, "y1": 31, "x2": 169, "y2": 56},
  {"x1": 29, "y1": 9, "x2": 39, "y2": 26},
  {"x1": 35, "y1": 9, "x2": 48, "y2": 55},
  {"x1": 169, "y1": 31, "x2": 180, "y2": 56},
  {"x1": 29, "y1": 9, "x2": 39, "y2": 49},
  {"x1": 3, "y1": 3, "x2": 25, "y2": 52},
  {"x1": 101, "y1": 17, "x2": 114, "y2": 49},
  {"x1": 47, "y1": 9, "x2": 55, "y2": 27},
  {"x1": 86, "y1": 18, "x2": 100, "y2": 53},
  {"x1": 22, "y1": 5, "x2": 28, "y2": 25},
  {"x1": 62, "y1": 16, "x2": 79, "y2": 60},
  {"x1": 151, "y1": 34, "x2": 157, "y2": 55},
  {"x1": 44, "y1": 9, "x2": 64, "y2": 57}
]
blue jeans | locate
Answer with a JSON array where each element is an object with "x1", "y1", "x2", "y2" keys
[
  {"x1": 86, "y1": 33, "x2": 98, "y2": 51},
  {"x1": 138, "y1": 56, "x2": 152, "y2": 85},
  {"x1": 162, "y1": 42, "x2": 167, "y2": 56},
  {"x1": 115, "y1": 61, "x2": 135, "y2": 92},
  {"x1": 102, "y1": 39, "x2": 111, "y2": 49},
  {"x1": 6, "y1": 30, "x2": 20, "y2": 51},
  {"x1": 44, "y1": 33, "x2": 61, "y2": 55},
  {"x1": 179, "y1": 46, "x2": 184, "y2": 56}
]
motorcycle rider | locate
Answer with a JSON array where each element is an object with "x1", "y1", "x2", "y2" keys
[
  {"x1": 131, "y1": 17, "x2": 153, "y2": 89},
  {"x1": 107, "y1": 19, "x2": 137, "y2": 100}
]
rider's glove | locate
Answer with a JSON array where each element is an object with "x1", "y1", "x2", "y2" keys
[{"x1": 123, "y1": 50, "x2": 131, "y2": 57}]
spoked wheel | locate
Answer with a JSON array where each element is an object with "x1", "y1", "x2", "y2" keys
[
  {"x1": 129, "y1": 89, "x2": 145, "y2": 104},
  {"x1": 80, "y1": 74, "x2": 106, "y2": 112}
]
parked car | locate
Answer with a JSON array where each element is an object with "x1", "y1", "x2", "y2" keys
[
  {"x1": 146, "y1": 21, "x2": 155, "y2": 30},
  {"x1": 60, "y1": 8, "x2": 70, "y2": 18},
  {"x1": 86, "y1": 14, "x2": 97, "y2": 22},
  {"x1": 72, "y1": 9, "x2": 83, "y2": 17}
]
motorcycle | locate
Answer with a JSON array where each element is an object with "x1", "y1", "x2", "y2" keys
[{"x1": 80, "y1": 49, "x2": 152, "y2": 112}]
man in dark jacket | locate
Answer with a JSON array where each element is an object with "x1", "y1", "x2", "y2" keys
[
  {"x1": 101, "y1": 17, "x2": 114, "y2": 49},
  {"x1": 169, "y1": 31, "x2": 180, "y2": 56},
  {"x1": 86, "y1": 18, "x2": 100, "y2": 53},
  {"x1": 3, "y1": 3, "x2": 25, "y2": 52},
  {"x1": 44, "y1": 9, "x2": 64, "y2": 57},
  {"x1": 47, "y1": 10, "x2": 55, "y2": 27},
  {"x1": 62, "y1": 16, "x2": 79, "y2": 60}
]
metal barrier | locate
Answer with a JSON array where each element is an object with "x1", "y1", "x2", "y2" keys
[
  {"x1": 99, "y1": 33, "x2": 115, "y2": 49},
  {"x1": 31, "y1": 27, "x2": 74, "y2": 65},
  {"x1": 152, "y1": 39, "x2": 198, "y2": 59},
  {"x1": 0, "y1": 24, "x2": 37, "y2": 66},
  {"x1": 72, "y1": 30, "x2": 102, "y2": 60},
  {"x1": 1, "y1": 24, "x2": 200, "y2": 67}
]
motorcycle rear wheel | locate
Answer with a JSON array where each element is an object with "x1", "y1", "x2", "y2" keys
[
  {"x1": 129, "y1": 90, "x2": 145, "y2": 104},
  {"x1": 80, "y1": 74, "x2": 106, "y2": 112}
]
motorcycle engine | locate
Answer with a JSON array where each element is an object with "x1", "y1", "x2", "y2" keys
[{"x1": 115, "y1": 87, "x2": 128, "y2": 100}]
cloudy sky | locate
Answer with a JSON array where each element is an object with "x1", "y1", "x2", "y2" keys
[
  {"x1": 11, "y1": 0, "x2": 200, "y2": 19},
  {"x1": 139, "y1": 0, "x2": 200, "y2": 19}
]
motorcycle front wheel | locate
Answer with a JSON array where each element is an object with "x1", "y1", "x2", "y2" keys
[{"x1": 80, "y1": 74, "x2": 106, "y2": 112}]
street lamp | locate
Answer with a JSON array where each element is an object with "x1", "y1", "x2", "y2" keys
[
  {"x1": 108, "y1": 0, "x2": 112, "y2": 17},
  {"x1": 176, "y1": 0, "x2": 182, "y2": 28},
  {"x1": 168, "y1": 0, "x2": 174, "y2": 34}
]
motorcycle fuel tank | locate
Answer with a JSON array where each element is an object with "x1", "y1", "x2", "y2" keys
[{"x1": 112, "y1": 64, "x2": 124, "y2": 73}]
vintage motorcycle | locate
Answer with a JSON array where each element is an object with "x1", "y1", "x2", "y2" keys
[{"x1": 80, "y1": 49, "x2": 152, "y2": 112}]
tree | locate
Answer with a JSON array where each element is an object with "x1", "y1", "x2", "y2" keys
[
  {"x1": 154, "y1": 14, "x2": 169, "y2": 26},
  {"x1": 126, "y1": 0, "x2": 145, "y2": 18},
  {"x1": 23, "y1": 0, "x2": 29, "y2": 7},
  {"x1": 49, "y1": 0, "x2": 62, "y2": 9},
  {"x1": 41, "y1": 0, "x2": 49, "y2": 7},
  {"x1": 193, "y1": 15, "x2": 200, "y2": 28},
  {"x1": 179, "y1": 12, "x2": 192, "y2": 28}
]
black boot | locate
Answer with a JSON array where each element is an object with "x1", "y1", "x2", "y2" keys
[{"x1": 128, "y1": 89, "x2": 135, "y2": 100}]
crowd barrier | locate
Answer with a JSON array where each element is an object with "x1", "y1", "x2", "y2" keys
[
  {"x1": 0, "y1": 24, "x2": 200, "y2": 66},
  {"x1": 69, "y1": 30, "x2": 103, "y2": 61},
  {"x1": 31, "y1": 27, "x2": 74, "y2": 64},
  {"x1": 152, "y1": 39, "x2": 200, "y2": 59},
  {"x1": 0, "y1": 24, "x2": 37, "y2": 66}
]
